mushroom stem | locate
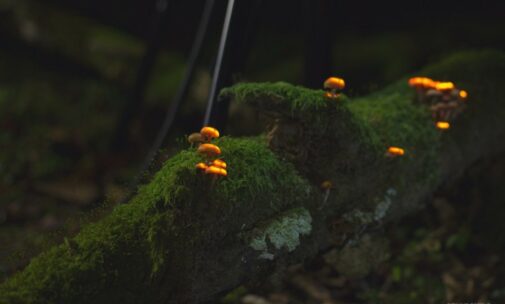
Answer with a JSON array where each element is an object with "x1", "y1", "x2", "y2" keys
[
  {"x1": 318, "y1": 188, "x2": 331, "y2": 210},
  {"x1": 319, "y1": 180, "x2": 333, "y2": 210},
  {"x1": 210, "y1": 175, "x2": 217, "y2": 189}
]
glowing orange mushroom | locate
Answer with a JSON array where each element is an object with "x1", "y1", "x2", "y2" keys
[
  {"x1": 408, "y1": 77, "x2": 421, "y2": 87},
  {"x1": 435, "y1": 82, "x2": 455, "y2": 91},
  {"x1": 200, "y1": 126, "x2": 220, "y2": 141},
  {"x1": 408, "y1": 77, "x2": 437, "y2": 89},
  {"x1": 212, "y1": 159, "x2": 227, "y2": 169},
  {"x1": 198, "y1": 143, "x2": 221, "y2": 157},
  {"x1": 195, "y1": 162, "x2": 208, "y2": 171},
  {"x1": 459, "y1": 90, "x2": 468, "y2": 99},
  {"x1": 324, "y1": 76, "x2": 345, "y2": 99},
  {"x1": 205, "y1": 165, "x2": 227, "y2": 177},
  {"x1": 436, "y1": 121, "x2": 450, "y2": 130},
  {"x1": 386, "y1": 146, "x2": 405, "y2": 157}
]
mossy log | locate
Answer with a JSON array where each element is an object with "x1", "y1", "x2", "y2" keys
[{"x1": 1, "y1": 50, "x2": 505, "y2": 303}]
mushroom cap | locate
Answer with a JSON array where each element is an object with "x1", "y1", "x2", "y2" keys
[
  {"x1": 321, "y1": 180, "x2": 332, "y2": 190},
  {"x1": 205, "y1": 165, "x2": 227, "y2": 177},
  {"x1": 324, "y1": 77, "x2": 345, "y2": 90},
  {"x1": 387, "y1": 146, "x2": 405, "y2": 156},
  {"x1": 188, "y1": 132, "x2": 204, "y2": 144},
  {"x1": 435, "y1": 81, "x2": 455, "y2": 91},
  {"x1": 195, "y1": 162, "x2": 208, "y2": 170},
  {"x1": 436, "y1": 121, "x2": 450, "y2": 130},
  {"x1": 459, "y1": 90, "x2": 468, "y2": 99},
  {"x1": 200, "y1": 126, "x2": 220, "y2": 140},
  {"x1": 198, "y1": 143, "x2": 221, "y2": 156},
  {"x1": 212, "y1": 159, "x2": 227, "y2": 169},
  {"x1": 408, "y1": 77, "x2": 437, "y2": 89}
]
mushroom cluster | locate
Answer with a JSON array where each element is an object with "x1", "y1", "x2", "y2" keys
[
  {"x1": 408, "y1": 77, "x2": 468, "y2": 129},
  {"x1": 323, "y1": 76, "x2": 346, "y2": 100},
  {"x1": 189, "y1": 126, "x2": 227, "y2": 178}
]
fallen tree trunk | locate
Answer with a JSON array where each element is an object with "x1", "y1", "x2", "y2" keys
[{"x1": 1, "y1": 50, "x2": 505, "y2": 303}]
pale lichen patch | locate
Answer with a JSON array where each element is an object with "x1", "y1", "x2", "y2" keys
[
  {"x1": 249, "y1": 208, "x2": 312, "y2": 258},
  {"x1": 374, "y1": 188, "x2": 397, "y2": 221}
]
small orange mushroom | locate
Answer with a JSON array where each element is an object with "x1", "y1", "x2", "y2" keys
[
  {"x1": 436, "y1": 121, "x2": 450, "y2": 130},
  {"x1": 386, "y1": 146, "x2": 405, "y2": 157},
  {"x1": 205, "y1": 165, "x2": 227, "y2": 177},
  {"x1": 409, "y1": 77, "x2": 439, "y2": 104},
  {"x1": 459, "y1": 90, "x2": 468, "y2": 100},
  {"x1": 319, "y1": 180, "x2": 333, "y2": 208},
  {"x1": 408, "y1": 77, "x2": 421, "y2": 87},
  {"x1": 212, "y1": 159, "x2": 227, "y2": 169},
  {"x1": 198, "y1": 143, "x2": 221, "y2": 157},
  {"x1": 323, "y1": 76, "x2": 345, "y2": 99},
  {"x1": 435, "y1": 81, "x2": 455, "y2": 91},
  {"x1": 200, "y1": 126, "x2": 220, "y2": 142},
  {"x1": 195, "y1": 162, "x2": 208, "y2": 171},
  {"x1": 408, "y1": 77, "x2": 437, "y2": 89}
]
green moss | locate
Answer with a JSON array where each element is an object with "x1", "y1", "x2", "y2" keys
[
  {"x1": 143, "y1": 137, "x2": 312, "y2": 274},
  {"x1": 141, "y1": 136, "x2": 311, "y2": 213},
  {"x1": 220, "y1": 81, "x2": 351, "y2": 129},
  {"x1": 220, "y1": 50, "x2": 505, "y2": 217},
  {"x1": 350, "y1": 82, "x2": 437, "y2": 150},
  {"x1": 220, "y1": 79, "x2": 437, "y2": 207},
  {"x1": 0, "y1": 136, "x2": 312, "y2": 303},
  {"x1": 220, "y1": 79, "x2": 435, "y2": 168},
  {"x1": 220, "y1": 81, "x2": 381, "y2": 192}
]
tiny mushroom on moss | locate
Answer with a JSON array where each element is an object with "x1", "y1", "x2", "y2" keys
[
  {"x1": 386, "y1": 146, "x2": 405, "y2": 157},
  {"x1": 195, "y1": 162, "x2": 208, "y2": 171},
  {"x1": 323, "y1": 76, "x2": 345, "y2": 99},
  {"x1": 198, "y1": 143, "x2": 221, "y2": 158},
  {"x1": 408, "y1": 76, "x2": 438, "y2": 103},
  {"x1": 459, "y1": 89, "x2": 468, "y2": 100},
  {"x1": 320, "y1": 180, "x2": 333, "y2": 208},
  {"x1": 408, "y1": 76, "x2": 437, "y2": 89},
  {"x1": 200, "y1": 126, "x2": 220, "y2": 142},
  {"x1": 435, "y1": 81, "x2": 455, "y2": 91},
  {"x1": 188, "y1": 132, "x2": 204, "y2": 145},
  {"x1": 205, "y1": 165, "x2": 227, "y2": 177},
  {"x1": 212, "y1": 159, "x2": 227, "y2": 169},
  {"x1": 436, "y1": 121, "x2": 450, "y2": 130},
  {"x1": 321, "y1": 180, "x2": 332, "y2": 190}
]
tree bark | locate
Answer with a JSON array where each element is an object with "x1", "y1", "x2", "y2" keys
[{"x1": 1, "y1": 50, "x2": 505, "y2": 303}]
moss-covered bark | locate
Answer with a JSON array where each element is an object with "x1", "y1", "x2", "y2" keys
[{"x1": 1, "y1": 50, "x2": 505, "y2": 303}]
